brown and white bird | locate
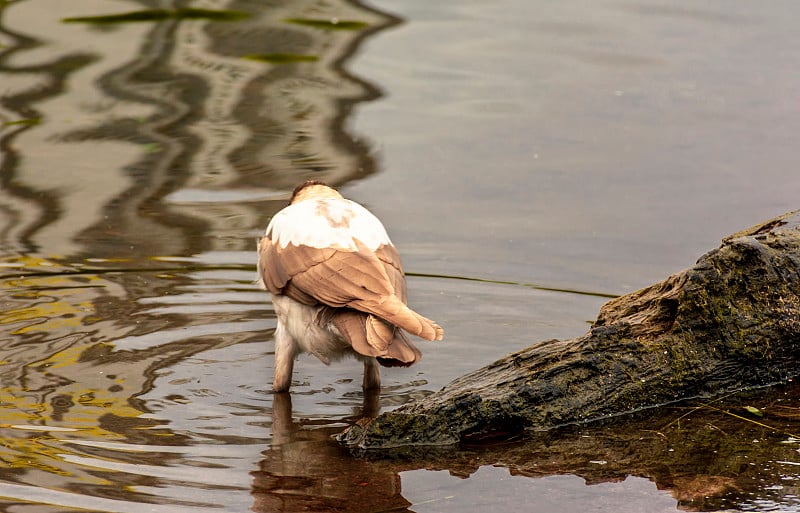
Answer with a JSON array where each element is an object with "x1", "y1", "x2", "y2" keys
[{"x1": 258, "y1": 181, "x2": 444, "y2": 392}]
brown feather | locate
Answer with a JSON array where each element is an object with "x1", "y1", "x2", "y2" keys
[
  {"x1": 282, "y1": 282, "x2": 317, "y2": 306},
  {"x1": 365, "y1": 315, "x2": 393, "y2": 352},
  {"x1": 325, "y1": 309, "x2": 374, "y2": 356},
  {"x1": 377, "y1": 330, "x2": 422, "y2": 367},
  {"x1": 260, "y1": 239, "x2": 444, "y2": 341},
  {"x1": 375, "y1": 244, "x2": 407, "y2": 302},
  {"x1": 327, "y1": 309, "x2": 421, "y2": 366},
  {"x1": 286, "y1": 246, "x2": 394, "y2": 306},
  {"x1": 351, "y1": 295, "x2": 444, "y2": 341},
  {"x1": 258, "y1": 237, "x2": 288, "y2": 295}
]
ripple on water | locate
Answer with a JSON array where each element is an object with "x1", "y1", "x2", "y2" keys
[
  {"x1": 0, "y1": 258, "x2": 270, "y2": 511},
  {"x1": 0, "y1": 252, "x2": 469, "y2": 512}
]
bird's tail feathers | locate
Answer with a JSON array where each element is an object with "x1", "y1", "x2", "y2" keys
[
  {"x1": 328, "y1": 310, "x2": 421, "y2": 366},
  {"x1": 355, "y1": 296, "x2": 444, "y2": 341}
]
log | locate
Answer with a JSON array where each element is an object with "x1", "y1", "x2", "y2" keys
[
  {"x1": 356, "y1": 383, "x2": 800, "y2": 511},
  {"x1": 338, "y1": 210, "x2": 800, "y2": 449}
]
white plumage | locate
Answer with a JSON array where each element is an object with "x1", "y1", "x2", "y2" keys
[{"x1": 267, "y1": 198, "x2": 392, "y2": 251}]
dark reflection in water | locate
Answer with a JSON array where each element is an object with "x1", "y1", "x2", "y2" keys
[
  {"x1": 0, "y1": 0, "x2": 398, "y2": 262},
  {"x1": 252, "y1": 380, "x2": 800, "y2": 513},
  {"x1": 252, "y1": 392, "x2": 413, "y2": 513}
]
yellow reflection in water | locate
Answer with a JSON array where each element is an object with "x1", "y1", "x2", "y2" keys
[
  {"x1": 0, "y1": 268, "x2": 157, "y2": 484},
  {"x1": 1, "y1": 275, "x2": 102, "y2": 334}
]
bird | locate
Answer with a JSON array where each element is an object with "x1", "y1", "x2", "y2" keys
[{"x1": 257, "y1": 180, "x2": 444, "y2": 392}]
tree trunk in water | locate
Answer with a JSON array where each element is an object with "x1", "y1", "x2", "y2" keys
[{"x1": 338, "y1": 210, "x2": 800, "y2": 449}]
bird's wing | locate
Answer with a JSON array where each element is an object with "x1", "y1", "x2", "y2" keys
[
  {"x1": 375, "y1": 244, "x2": 407, "y2": 303},
  {"x1": 282, "y1": 241, "x2": 396, "y2": 307},
  {"x1": 263, "y1": 235, "x2": 443, "y2": 340},
  {"x1": 258, "y1": 235, "x2": 321, "y2": 305}
]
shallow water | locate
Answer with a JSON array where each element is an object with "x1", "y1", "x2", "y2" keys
[{"x1": 1, "y1": 0, "x2": 799, "y2": 511}]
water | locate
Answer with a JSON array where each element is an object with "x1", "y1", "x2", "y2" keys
[{"x1": 1, "y1": 0, "x2": 799, "y2": 511}]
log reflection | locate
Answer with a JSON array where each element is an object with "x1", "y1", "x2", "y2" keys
[{"x1": 355, "y1": 383, "x2": 800, "y2": 512}]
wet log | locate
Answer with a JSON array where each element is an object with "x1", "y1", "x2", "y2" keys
[
  {"x1": 361, "y1": 383, "x2": 800, "y2": 511},
  {"x1": 338, "y1": 210, "x2": 800, "y2": 449}
]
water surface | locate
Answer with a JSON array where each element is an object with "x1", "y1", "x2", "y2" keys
[{"x1": 1, "y1": 0, "x2": 799, "y2": 511}]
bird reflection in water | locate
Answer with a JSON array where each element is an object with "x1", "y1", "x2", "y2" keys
[{"x1": 251, "y1": 391, "x2": 411, "y2": 513}]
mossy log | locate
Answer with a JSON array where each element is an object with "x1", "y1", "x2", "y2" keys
[
  {"x1": 338, "y1": 210, "x2": 800, "y2": 449},
  {"x1": 359, "y1": 383, "x2": 800, "y2": 511}
]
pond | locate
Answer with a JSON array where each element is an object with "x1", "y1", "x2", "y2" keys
[{"x1": 1, "y1": 0, "x2": 799, "y2": 511}]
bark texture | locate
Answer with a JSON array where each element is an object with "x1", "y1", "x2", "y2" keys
[{"x1": 338, "y1": 210, "x2": 800, "y2": 449}]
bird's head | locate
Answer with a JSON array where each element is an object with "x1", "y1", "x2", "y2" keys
[{"x1": 290, "y1": 180, "x2": 343, "y2": 204}]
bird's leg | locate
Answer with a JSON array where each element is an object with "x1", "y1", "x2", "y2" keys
[
  {"x1": 361, "y1": 386, "x2": 381, "y2": 418},
  {"x1": 362, "y1": 357, "x2": 381, "y2": 390},
  {"x1": 273, "y1": 321, "x2": 298, "y2": 392},
  {"x1": 270, "y1": 392, "x2": 293, "y2": 445}
]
